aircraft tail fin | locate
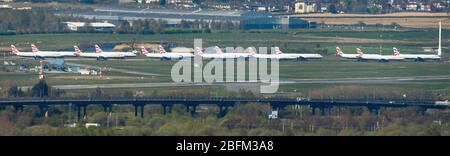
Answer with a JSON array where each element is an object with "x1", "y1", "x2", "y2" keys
[
  {"x1": 11, "y1": 45, "x2": 19, "y2": 54},
  {"x1": 31, "y1": 44, "x2": 39, "y2": 53},
  {"x1": 274, "y1": 47, "x2": 283, "y2": 54},
  {"x1": 248, "y1": 47, "x2": 257, "y2": 57},
  {"x1": 356, "y1": 48, "x2": 364, "y2": 54},
  {"x1": 393, "y1": 47, "x2": 401, "y2": 56},
  {"x1": 214, "y1": 46, "x2": 223, "y2": 54},
  {"x1": 141, "y1": 46, "x2": 149, "y2": 55},
  {"x1": 158, "y1": 45, "x2": 166, "y2": 54},
  {"x1": 94, "y1": 44, "x2": 103, "y2": 53},
  {"x1": 74, "y1": 45, "x2": 82, "y2": 56},
  {"x1": 194, "y1": 47, "x2": 203, "y2": 56},
  {"x1": 335, "y1": 47, "x2": 343, "y2": 57}
]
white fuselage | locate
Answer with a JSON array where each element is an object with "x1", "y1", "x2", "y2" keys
[
  {"x1": 275, "y1": 53, "x2": 323, "y2": 60},
  {"x1": 104, "y1": 51, "x2": 137, "y2": 57},
  {"x1": 199, "y1": 53, "x2": 222, "y2": 59},
  {"x1": 14, "y1": 52, "x2": 41, "y2": 58},
  {"x1": 39, "y1": 51, "x2": 77, "y2": 57},
  {"x1": 396, "y1": 54, "x2": 441, "y2": 61},
  {"x1": 14, "y1": 51, "x2": 65, "y2": 58},
  {"x1": 221, "y1": 53, "x2": 249, "y2": 59},
  {"x1": 78, "y1": 52, "x2": 135, "y2": 59},
  {"x1": 249, "y1": 53, "x2": 280, "y2": 59},
  {"x1": 199, "y1": 53, "x2": 249, "y2": 59},
  {"x1": 146, "y1": 52, "x2": 193, "y2": 59},
  {"x1": 338, "y1": 54, "x2": 361, "y2": 59},
  {"x1": 359, "y1": 54, "x2": 404, "y2": 61}
]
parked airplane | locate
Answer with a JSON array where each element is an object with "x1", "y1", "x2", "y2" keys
[
  {"x1": 74, "y1": 45, "x2": 136, "y2": 60},
  {"x1": 142, "y1": 45, "x2": 193, "y2": 60},
  {"x1": 31, "y1": 44, "x2": 77, "y2": 58},
  {"x1": 356, "y1": 48, "x2": 404, "y2": 62},
  {"x1": 274, "y1": 47, "x2": 322, "y2": 61},
  {"x1": 10, "y1": 45, "x2": 38, "y2": 58},
  {"x1": 10, "y1": 44, "x2": 65, "y2": 59},
  {"x1": 95, "y1": 44, "x2": 136, "y2": 58},
  {"x1": 390, "y1": 21, "x2": 442, "y2": 61},
  {"x1": 392, "y1": 47, "x2": 441, "y2": 61}
]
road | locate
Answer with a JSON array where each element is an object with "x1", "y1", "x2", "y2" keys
[
  {"x1": 18, "y1": 75, "x2": 450, "y2": 90},
  {"x1": 66, "y1": 62, "x2": 161, "y2": 76},
  {"x1": 51, "y1": 82, "x2": 213, "y2": 90}
]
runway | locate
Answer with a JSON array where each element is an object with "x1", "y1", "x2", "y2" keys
[{"x1": 284, "y1": 75, "x2": 450, "y2": 84}]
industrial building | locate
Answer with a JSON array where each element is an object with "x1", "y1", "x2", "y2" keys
[
  {"x1": 241, "y1": 17, "x2": 315, "y2": 29},
  {"x1": 294, "y1": 1, "x2": 318, "y2": 14},
  {"x1": 60, "y1": 8, "x2": 315, "y2": 30},
  {"x1": 240, "y1": 12, "x2": 315, "y2": 29}
]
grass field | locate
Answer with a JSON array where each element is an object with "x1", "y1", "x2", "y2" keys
[
  {"x1": 1, "y1": 57, "x2": 449, "y2": 93},
  {"x1": 65, "y1": 58, "x2": 450, "y2": 79}
]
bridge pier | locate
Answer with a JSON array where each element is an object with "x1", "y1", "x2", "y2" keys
[
  {"x1": 185, "y1": 103, "x2": 198, "y2": 116},
  {"x1": 75, "y1": 104, "x2": 88, "y2": 121},
  {"x1": 311, "y1": 106, "x2": 316, "y2": 115},
  {"x1": 418, "y1": 107, "x2": 427, "y2": 115},
  {"x1": 83, "y1": 105, "x2": 87, "y2": 119},
  {"x1": 318, "y1": 106, "x2": 331, "y2": 116},
  {"x1": 13, "y1": 105, "x2": 24, "y2": 112},
  {"x1": 311, "y1": 105, "x2": 332, "y2": 116},
  {"x1": 320, "y1": 107, "x2": 326, "y2": 116},
  {"x1": 368, "y1": 106, "x2": 381, "y2": 116},
  {"x1": 190, "y1": 105, "x2": 197, "y2": 116},
  {"x1": 39, "y1": 105, "x2": 49, "y2": 117},
  {"x1": 134, "y1": 105, "x2": 138, "y2": 116},
  {"x1": 217, "y1": 105, "x2": 229, "y2": 118},
  {"x1": 141, "y1": 105, "x2": 144, "y2": 118},
  {"x1": 161, "y1": 104, "x2": 173, "y2": 115},
  {"x1": 102, "y1": 104, "x2": 113, "y2": 113},
  {"x1": 133, "y1": 104, "x2": 145, "y2": 118},
  {"x1": 77, "y1": 105, "x2": 81, "y2": 121}
]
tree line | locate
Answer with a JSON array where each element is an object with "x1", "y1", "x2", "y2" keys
[
  {"x1": 0, "y1": 9, "x2": 242, "y2": 35},
  {"x1": 0, "y1": 10, "x2": 90, "y2": 34},
  {"x1": 4, "y1": 80, "x2": 65, "y2": 98},
  {"x1": 0, "y1": 101, "x2": 448, "y2": 136}
]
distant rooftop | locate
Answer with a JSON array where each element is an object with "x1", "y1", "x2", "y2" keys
[
  {"x1": 94, "y1": 8, "x2": 247, "y2": 17},
  {"x1": 58, "y1": 7, "x2": 273, "y2": 22},
  {"x1": 64, "y1": 22, "x2": 116, "y2": 27}
]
